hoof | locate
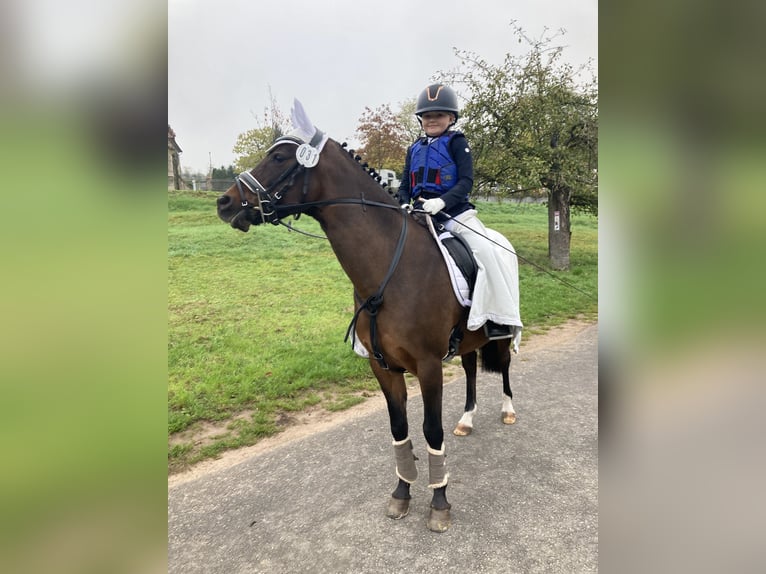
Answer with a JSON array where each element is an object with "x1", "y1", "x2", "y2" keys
[
  {"x1": 427, "y1": 507, "x2": 451, "y2": 533},
  {"x1": 502, "y1": 411, "x2": 517, "y2": 425},
  {"x1": 386, "y1": 497, "x2": 410, "y2": 520},
  {"x1": 453, "y1": 423, "x2": 473, "y2": 436}
]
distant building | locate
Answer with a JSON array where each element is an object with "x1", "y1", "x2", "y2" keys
[{"x1": 168, "y1": 125, "x2": 183, "y2": 190}]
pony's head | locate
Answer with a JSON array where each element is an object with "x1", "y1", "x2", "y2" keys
[
  {"x1": 217, "y1": 99, "x2": 330, "y2": 231},
  {"x1": 217, "y1": 99, "x2": 398, "y2": 231}
]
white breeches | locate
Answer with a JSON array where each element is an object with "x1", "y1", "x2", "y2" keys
[{"x1": 444, "y1": 210, "x2": 523, "y2": 332}]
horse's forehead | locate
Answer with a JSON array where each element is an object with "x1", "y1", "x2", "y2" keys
[{"x1": 265, "y1": 138, "x2": 300, "y2": 155}]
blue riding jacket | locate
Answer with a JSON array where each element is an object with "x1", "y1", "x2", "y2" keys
[{"x1": 398, "y1": 130, "x2": 474, "y2": 221}]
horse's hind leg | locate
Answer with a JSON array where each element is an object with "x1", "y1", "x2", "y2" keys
[
  {"x1": 371, "y1": 362, "x2": 415, "y2": 520},
  {"x1": 453, "y1": 351, "x2": 478, "y2": 436},
  {"x1": 478, "y1": 340, "x2": 516, "y2": 424},
  {"x1": 500, "y1": 345, "x2": 516, "y2": 425}
]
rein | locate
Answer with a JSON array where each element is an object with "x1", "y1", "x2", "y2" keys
[
  {"x1": 433, "y1": 210, "x2": 596, "y2": 301},
  {"x1": 344, "y1": 209, "x2": 408, "y2": 371},
  {"x1": 234, "y1": 140, "x2": 408, "y2": 369},
  {"x1": 234, "y1": 138, "x2": 401, "y2": 226},
  {"x1": 236, "y1": 170, "x2": 402, "y2": 224}
]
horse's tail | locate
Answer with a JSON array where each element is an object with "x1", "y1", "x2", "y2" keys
[{"x1": 479, "y1": 340, "x2": 510, "y2": 373}]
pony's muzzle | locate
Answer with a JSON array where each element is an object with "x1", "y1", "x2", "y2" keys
[
  {"x1": 217, "y1": 193, "x2": 256, "y2": 231},
  {"x1": 216, "y1": 193, "x2": 237, "y2": 222}
]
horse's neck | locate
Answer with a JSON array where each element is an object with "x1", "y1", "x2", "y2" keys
[
  {"x1": 326, "y1": 208, "x2": 405, "y2": 296},
  {"x1": 314, "y1": 166, "x2": 406, "y2": 296}
]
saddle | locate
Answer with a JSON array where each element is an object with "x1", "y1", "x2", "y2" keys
[
  {"x1": 439, "y1": 231, "x2": 477, "y2": 298},
  {"x1": 421, "y1": 214, "x2": 479, "y2": 361},
  {"x1": 422, "y1": 214, "x2": 477, "y2": 306}
]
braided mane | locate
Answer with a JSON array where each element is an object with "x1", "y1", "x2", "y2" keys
[{"x1": 338, "y1": 141, "x2": 398, "y2": 199}]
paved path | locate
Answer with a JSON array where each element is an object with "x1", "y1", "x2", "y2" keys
[{"x1": 169, "y1": 323, "x2": 598, "y2": 573}]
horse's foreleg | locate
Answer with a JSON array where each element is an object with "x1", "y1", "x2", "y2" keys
[
  {"x1": 372, "y1": 363, "x2": 414, "y2": 520},
  {"x1": 426, "y1": 443, "x2": 451, "y2": 533},
  {"x1": 501, "y1": 358, "x2": 516, "y2": 425},
  {"x1": 388, "y1": 438, "x2": 416, "y2": 519},
  {"x1": 454, "y1": 351, "x2": 478, "y2": 436},
  {"x1": 387, "y1": 477, "x2": 412, "y2": 520},
  {"x1": 420, "y1": 362, "x2": 452, "y2": 532}
]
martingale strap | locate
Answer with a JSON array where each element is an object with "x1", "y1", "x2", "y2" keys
[{"x1": 344, "y1": 208, "x2": 409, "y2": 371}]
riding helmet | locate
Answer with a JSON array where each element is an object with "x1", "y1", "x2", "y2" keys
[{"x1": 415, "y1": 83, "x2": 459, "y2": 120}]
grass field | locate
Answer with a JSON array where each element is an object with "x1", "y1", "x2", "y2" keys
[{"x1": 168, "y1": 190, "x2": 597, "y2": 472}]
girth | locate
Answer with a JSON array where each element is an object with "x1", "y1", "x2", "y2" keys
[{"x1": 344, "y1": 208, "x2": 409, "y2": 371}]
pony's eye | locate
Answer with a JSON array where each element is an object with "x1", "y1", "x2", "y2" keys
[{"x1": 272, "y1": 153, "x2": 286, "y2": 163}]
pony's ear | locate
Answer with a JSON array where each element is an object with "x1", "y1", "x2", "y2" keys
[{"x1": 290, "y1": 99, "x2": 316, "y2": 143}]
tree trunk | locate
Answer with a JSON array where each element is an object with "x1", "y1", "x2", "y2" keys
[{"x1": 547, "y1": 185, "x2": 572, "y2": 270}]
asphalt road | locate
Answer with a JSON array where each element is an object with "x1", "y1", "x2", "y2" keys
[{"x1": 168, "y1": 323, "x2": 598, "y2": 574}]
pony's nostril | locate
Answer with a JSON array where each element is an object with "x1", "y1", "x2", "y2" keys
[{"x1": 217, "y1": 195, "x2": 231, "y2": 207}]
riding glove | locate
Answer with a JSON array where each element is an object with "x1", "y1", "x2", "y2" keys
[{"x1": 421, "y1": 198, "x2": 446, "y2": 215}]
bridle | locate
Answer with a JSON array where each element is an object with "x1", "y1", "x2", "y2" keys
[
  {"x1": 232, "y1": 136, "x2": 402, "y2": 227},
  {"x1": 232, "y1": 136, "x2": 310, "y2": 226}
]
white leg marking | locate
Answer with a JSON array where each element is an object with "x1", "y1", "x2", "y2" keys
[
  {"x1": 502, "y1": 394, "x2": 516, "y2": 424},
  {"x1": 457, "y1": 405, "x2": 478, "y2": 428},
  {"x1": 453, "y1": 405, "x2": 477, "y2": 436}
]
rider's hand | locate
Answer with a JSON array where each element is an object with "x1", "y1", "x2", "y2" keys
[{"x1": 421, "y1": 198, "x2": 446, "y2": 215}]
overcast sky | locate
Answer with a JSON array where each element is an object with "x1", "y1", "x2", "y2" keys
[{"x1": 169, "y1": 0, "x2": 597, "y2": 174}]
